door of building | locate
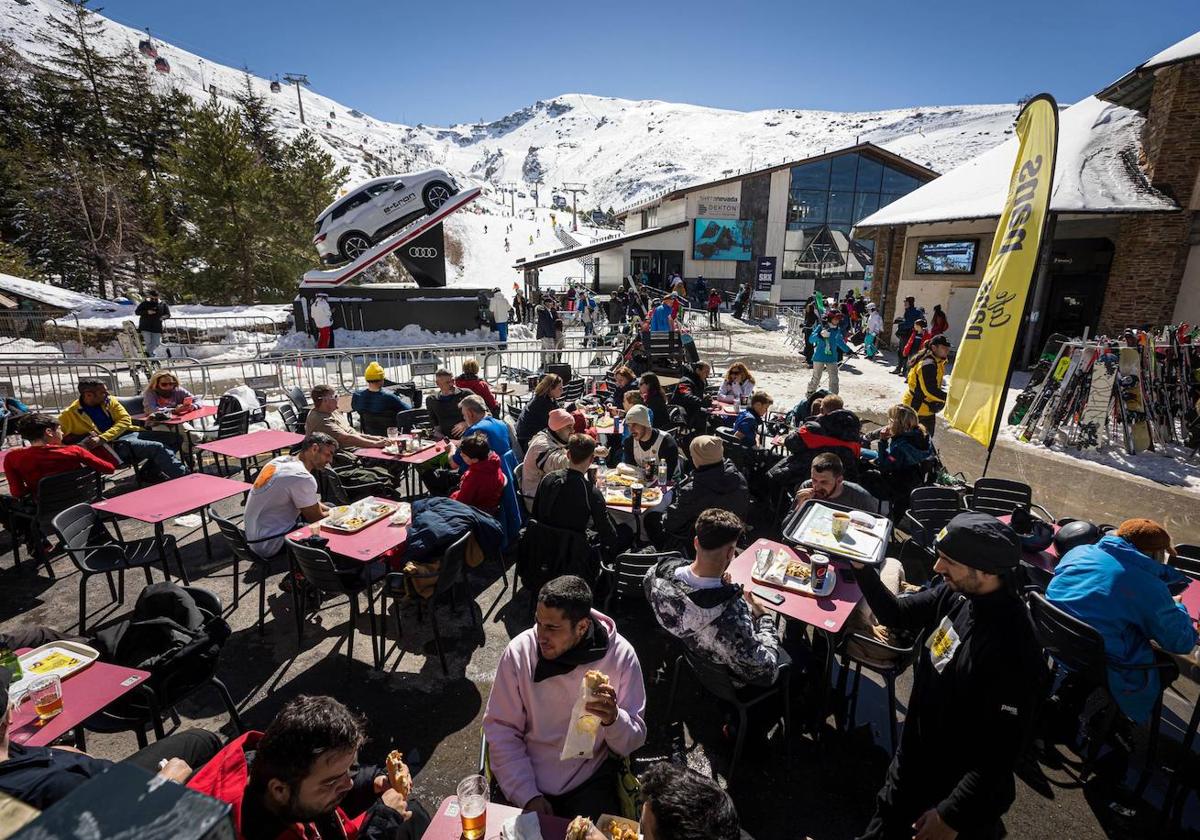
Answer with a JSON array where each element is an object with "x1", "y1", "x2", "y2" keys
[{"x1": 1041, "y1": 238, "x2": 1114, "y2": 342}]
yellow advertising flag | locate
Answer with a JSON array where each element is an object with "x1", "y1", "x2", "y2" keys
[{"x1": 944, "y1": 94, "x2": 1059, "y2": 450}]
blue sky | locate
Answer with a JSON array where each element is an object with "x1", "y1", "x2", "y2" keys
[{"x1": 95, "y1": 0, "x2": 1198, "y2": 125}]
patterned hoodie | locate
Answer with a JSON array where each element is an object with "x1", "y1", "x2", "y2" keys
[{"x1": 644, "y1": 556, "x2": 784, "y2": 687}]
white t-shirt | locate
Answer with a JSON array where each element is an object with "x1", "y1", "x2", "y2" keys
[
  {"x1": 244, "y1": 456, "x2": 319, "y2": 558},
  {"x1": 674, "y1": 565, "x2": 724, "y2": 590}
]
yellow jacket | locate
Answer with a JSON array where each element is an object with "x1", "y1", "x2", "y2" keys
[
  {"x1": 904, "y1": 354, "x2": 948, "y2": 418},
  {"x1": 58, "y1": 396, "x2": 133, "y2": 443}
]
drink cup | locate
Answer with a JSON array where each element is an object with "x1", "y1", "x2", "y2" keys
[
  {"x1": 308, "y1": 521, "x2": 322, "y2": 538},
  {"x1": 809, "y1": 553, "x2": 830, "y2": 591},
  {"x1": 587, "y1": 465, "x2": 598, "y2": 485},
  {"x1": 456, "y1": 775, "x2": 488, "y2": 840},
  {"x1": 631, "y1": 482, "x2": 644, "y2": 511},
  {"x1": 387, "y1": 427, "x2": 399, "y2": 442},
  {"x1": 831, "y1": 512, "x2": 852, "y2": 540},
  {"x1": 18, "y1": 675, "x2": 64, "y2": 721}
]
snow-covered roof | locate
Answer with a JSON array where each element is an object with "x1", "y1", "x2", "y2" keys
[
  {"x1": 854, "y1": 96, "x2": 1177, "y2": 230},
  {"x1": 0, "y1": 273, "x2": 112, "y2": 311},
  {"x1": 1142, "y1": 30, "x2": 1200, "y2": 71}
]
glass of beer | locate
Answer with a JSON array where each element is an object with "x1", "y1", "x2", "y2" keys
[
  {"x1": 19, "y1": 675, "x2": 64, "y2": 721},
  {"x1": 456, "y1": 774, "x2": 488, "y2": 840}
]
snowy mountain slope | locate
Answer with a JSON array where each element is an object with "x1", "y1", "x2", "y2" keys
[{"x1": 1, "y1": 0, "x2": 1020, "y2": 280}]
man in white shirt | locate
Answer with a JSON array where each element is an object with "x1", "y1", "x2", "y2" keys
[
  {"x1": 244, "y1": 432, "x2": 337, "y2": 558},
  {"x1": 489, "y1": 289, "x2": 511, "y2": 342}
]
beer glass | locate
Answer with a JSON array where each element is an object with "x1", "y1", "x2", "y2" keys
[
  {"x1": 18, "y1": 675, "x2": 64, "y2": 721},
  {"x1": 456, "y1": 774, "x2": 488, "y2": 840},
  {"x1": 387, "y1": 427, "x2": 400, "y2": 444}
]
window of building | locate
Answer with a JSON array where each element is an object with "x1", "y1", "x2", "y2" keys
[{"x1": 780, "y1": 152, "x2": 926, "y2": 283}]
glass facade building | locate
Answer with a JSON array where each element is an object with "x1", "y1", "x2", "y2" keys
[{"x1": 782, "y1": 152, "x2": 924, "y2": 287}]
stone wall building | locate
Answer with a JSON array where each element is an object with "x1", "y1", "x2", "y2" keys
[{"x1": 855, "y1": 31, "x2": 1200, "y2": 362}]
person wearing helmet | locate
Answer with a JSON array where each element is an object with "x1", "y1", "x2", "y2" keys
[
  {"x1": 864, "y1": 301, "x2": 884, "y2": 359},
  {"x1": 904, "y1": 335, "x2": 951, "y2": 437},
  {"x1": 1046, "y1": 518, "x2": 1197, "y2": 724},
  {"x1": 850, "y1": 512, "x2": 1046, "y2": 840}
]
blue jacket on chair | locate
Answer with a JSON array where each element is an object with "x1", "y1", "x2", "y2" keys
[{"x1": 1046, "y1": 535, "x2": 1197, "y2": 722}]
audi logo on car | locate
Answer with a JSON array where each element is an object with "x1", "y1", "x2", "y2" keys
[{"x1": 408, "y1": 247, "x2": 438, "y2": 259}]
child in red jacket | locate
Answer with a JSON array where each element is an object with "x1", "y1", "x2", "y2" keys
[{"x1": 451, "y1": 433, "x2": 505, "y2": 513}]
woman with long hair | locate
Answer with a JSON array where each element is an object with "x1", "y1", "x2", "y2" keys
[
  {"x1": 716, "y1": 362, "x2": 755, "y2": 404},
  {"x1": 515, "y1": 372, "x2": 564, "y2": 451}
]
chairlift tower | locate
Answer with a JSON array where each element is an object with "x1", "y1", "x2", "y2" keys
[
  {"x1": 560, "y1": 182, "x2": 587, "y2": 232},
  {"x1": 282, "y1": 73, "x2": 310, "y2": 124}
]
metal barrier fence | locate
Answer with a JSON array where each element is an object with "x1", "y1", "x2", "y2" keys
[
  {"x1": 162, "y1": 314, "x2": 284, "y2": 357},
  {"x1": 0, "y1": 311, "x2": 82, "y2": 354}
]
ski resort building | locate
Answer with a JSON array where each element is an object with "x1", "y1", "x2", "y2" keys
[
  {"x1": 855, "y1": 31, "x2": 1200, "y2": 364},
  {"x1": 512, "y1": 143, "x2": 937, "y2": 301}
]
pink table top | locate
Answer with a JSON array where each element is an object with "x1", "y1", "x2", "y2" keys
[
  {"x1": 708, "y1": 402, "x2": 740, "y2": 416},
  {"x1": 358, "y1": 440, "x2": 451, "y2": 466},
  {"x1": 1182, "y1": 578, "x2": 1200, "y2": 621},
  {"x1": 133, "y1": 405, "x2": 219, "y2": 425},
  {"x1": 728, "y1": 538, "x2": 864, "y2": 634},
  {"x1": 9, "y1": 656, "x2": 150, "y2": 748},
  {"x1": 288, "y1": 497, "x2": 408, "y2": 563},
  {"x1": 93, "y1": 473, "x2": 249, "y2": 523},
  {"x1": 196, "y1": 429, "x2": 304, "y2": 459},
  {"x1": 425, "y1": 796, "x2": 569, "y2": 840}
]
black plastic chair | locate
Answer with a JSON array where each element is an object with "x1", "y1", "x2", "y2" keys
[
  {"x1": 285, "y1": 539, "x2": 384, "y2": 673},
  {"x1": 601, "y1": 551, "x2": 679, "y2": 614},
  {"x1": 394, "y1": 408, "x2": 429, "y2": 434},
  {"x1": 1171, "y1": 545, "x2": 1200, "y2": 579},
  {"x1": 836, "y1": 629, "x2": 923, "y2": 755},
  {"x1": 52, "y1": 503, "x2": 177, "y2": 633},
  {"x1": 715, "y1": 427, "x2": 751, "y2": 473},
  {"x1": 1027, "y1": 591, "x2": 1175, "y2": 788},
  {"x1": 666, "y1": 645, "x2": 790, "y2": 785},
  {"x1": 966, "y1": 477, "x2": 1053, "y2": 521},
  {"x1": 277, "y1": 403, "x2": 302, "y2": 433},
  {"x1": 562, "y1": 378, "x2": 586, "y2": 403},
  {"x1": 9, "y1": 468, "x2": 104, "y2": 577},
  {"x1": 512, "y1": 463, "x2": 533, "y2": 515},
  {"x1": 189, "y1": 409, "x2": 249, "y2": 474},
  {"x1": 286, "y1": 386, "x2": 309, "y2": 412},
  {"x1": 210, "y1": 511, "x2": 286, "y2": 634},
  {"x1": 382, "y1": 533, "x2": 476, "y2": 675},
  {"x1": 82, "y1": 586, "x2": 245, "y2": 748},
  {"x1": 899, "y1": 486, "x2": 961, "y2": 576},
  {"x1": 359, "y1": 411, "x2": 396, "y2": 436}
]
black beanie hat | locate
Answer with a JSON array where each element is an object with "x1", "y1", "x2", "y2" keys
[{"x1": 934, "y1": 512, "x2": 1020, "y2": 572}]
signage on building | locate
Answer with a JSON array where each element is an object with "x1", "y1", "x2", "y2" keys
[
  {"x1": 755, "y1": 256, "x2": 776, "y2": 292},
  {"x1": 696, "y1": 194, "x2": 740, "y2": 219}
]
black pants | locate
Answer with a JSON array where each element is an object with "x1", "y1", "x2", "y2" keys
[
  {"x1": 421, "y1": 467, "x2": 461, "y2": 496},
  {"x1": 120, "y1": 728, "x2": 224, "y2": 775},
  {"x1": 545, "y1": 755, "x2": 622, "y2": 823},
  {"x1": 918, "y1": 415, "x2": 936, "y2": 438},
  {"x1": 856, "y1": 749, "x2": 1003, "y2": 840},
  {"x1": 708, "y1": 310, "x2": 719, "y2": 328}
]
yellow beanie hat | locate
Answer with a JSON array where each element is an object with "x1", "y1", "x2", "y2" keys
[{"x1": 364, "y1": 361, "x2": 385, "y2": 381}]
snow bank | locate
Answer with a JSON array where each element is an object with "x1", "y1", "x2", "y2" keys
[
  {"x1": 273, "y1": 324, "x2": 493, "y2": 351},
  {"x1": 71, "y1": 302, "x2": 292, "y2": 328},
  {"x1": 0, "y1": 272, "x2": 111, "y2": 311}
]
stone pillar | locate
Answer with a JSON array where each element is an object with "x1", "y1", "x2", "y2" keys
[
  {"x1": 868, "y1": 226, "x2": 906, "y2": 347},
  {"x1": 1100, "y1": 60, "x2": 1200, "y2": 332}
]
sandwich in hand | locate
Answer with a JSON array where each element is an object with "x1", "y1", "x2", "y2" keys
[
  {"x1": 384, "y1": 750, "x2": 411, "y2": 797},
  {"x1": 565, "y1": 816, "x2": 595, "y2": 840},
  {"x1": 585, "y1": 670, "x2": 610, "y2": 693}
]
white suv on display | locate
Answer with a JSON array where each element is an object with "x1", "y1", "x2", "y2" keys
[{"x1": 312, "y1": 169, "x2": 459, "y2": 264}]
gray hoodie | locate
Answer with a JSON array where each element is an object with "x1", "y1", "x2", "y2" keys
[{"x1": 644, "y1": 556, "x2": 784, "y2": 687}]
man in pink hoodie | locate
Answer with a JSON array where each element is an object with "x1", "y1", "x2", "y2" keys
[{"x1": 483, "y1": 575, "x2": 646, "y2": 821}]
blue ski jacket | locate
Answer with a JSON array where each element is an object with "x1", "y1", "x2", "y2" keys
[
  {"x1": 1046, "y1": 535, "x2": 1197, "y2": 722},
  {"x1": 809, "y1": 324, "x2": 852, "y2": 364}
]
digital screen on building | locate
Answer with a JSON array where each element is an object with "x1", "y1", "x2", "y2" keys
[
  {"x1": 693, "y1": 218, "x2": 754, "y2": 261},
  {"x1": 915, "y1": 239, "x2": 978, "y2": 274}
]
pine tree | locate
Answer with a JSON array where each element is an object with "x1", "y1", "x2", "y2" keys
[
  {"x1": 41, "y1": 0, "x2": 124, "y2": 155},
  {"x1": 235, "y1": 72, "x2": 281, "y2": 167}
]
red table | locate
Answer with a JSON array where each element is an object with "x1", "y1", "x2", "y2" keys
[
  {"x1": 998, "y1": 515, "x2": 1061, "y2": 573},
  {"x1": 92, "y1": 473, "x2": 250, "y2": 582},
  {"x1": 1182, "y1": 577, "x2": 1200, "y2": 621},
  {"x1": 195, "y1": 429, "x2": 304, "y2": 479},
  {"x1": 425, "y1": 796, "x2": 570, "y2": 840},
  {"x1": 728, "y1": 538, "x2": 863, "y2": 634},
  {"x1": 9, "y1": 657, "x2": 150, "y2": 748},
  {"x1": 287, "y1": 497, "x2": 408, "y2": 564},
  {"x1": 133, "y1": 405, "x2": 219, "y2": 425},
  {"x1": 358, "y1": 439, "x2": 450, "y2": 467}
]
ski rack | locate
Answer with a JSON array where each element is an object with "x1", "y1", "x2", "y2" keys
[{"x1": 300, "y1": 187, "x2": 481, "y2": 288}]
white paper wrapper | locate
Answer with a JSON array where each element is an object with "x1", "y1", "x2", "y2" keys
[{"x1": 560, "y1": 674, "x2": 603, "y2": 760}]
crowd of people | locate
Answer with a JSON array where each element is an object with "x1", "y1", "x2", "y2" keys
[{"x1": 2, "y1": 284, "x2": 1198, "y2": 840}]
